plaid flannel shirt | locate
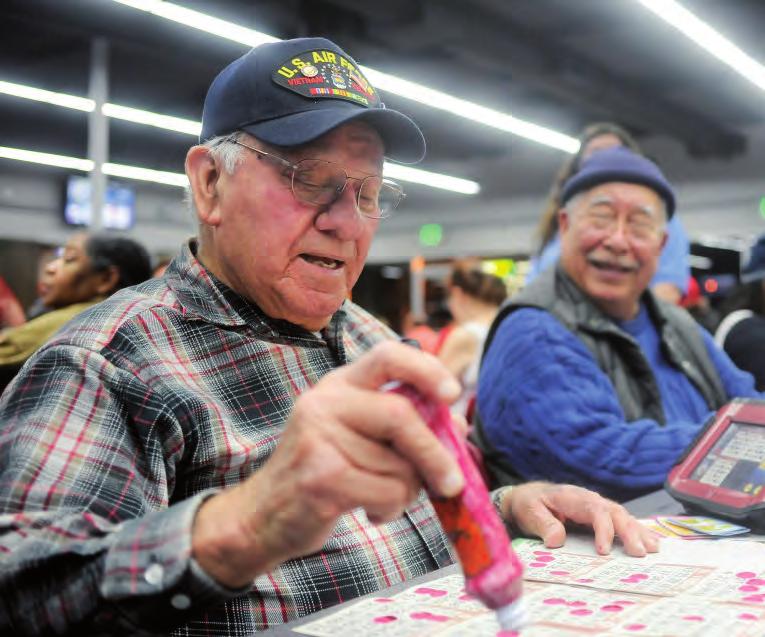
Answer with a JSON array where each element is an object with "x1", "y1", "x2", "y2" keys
[{"x1": 0, "y1": 241, "x2": 454, "y2": 636}]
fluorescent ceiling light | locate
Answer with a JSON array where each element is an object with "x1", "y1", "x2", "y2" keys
[
  {"x1": 0, "y1": 146, "x2": 95, "y2": 172},
  {"x1": 103, "y1": 162, "x2": 189, "y2": 187},
  {"x1": 636, "y1": 0, "x2": 765, "y2": 92},
  {"x1": 102, "y1": 103, "x2": 201, "y2": 135},
  {"x1": 111, "y1": 0, "x2": 579, "y2": 153},
  {"x1": 0, "y1": 82, "x2": 478, "y2": 194},
  {"x1": 384, "y1": 163, "x2": 480, "y2": 195},
  {"x1": 0, "y1": 145, "x2": 186, "y2": 187},
  {"x1": 0, "y1": 80, "x2": 95, "y2": 112}
]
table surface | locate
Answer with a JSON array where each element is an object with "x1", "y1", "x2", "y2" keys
[{"x1": 260, "y1": 489, "x2": 685, "y2": 635}]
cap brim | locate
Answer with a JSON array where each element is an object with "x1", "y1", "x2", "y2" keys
[{"x1": 240, "y1": 108, "x2": 426, "y2": 164}]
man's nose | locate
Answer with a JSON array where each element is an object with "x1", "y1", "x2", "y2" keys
[
  {"x1": 602, "y1": 217, "x2": 630, "y2": 250},
  {"x1": 314, "y1": 184, "x2": 366, "y2": 239}
]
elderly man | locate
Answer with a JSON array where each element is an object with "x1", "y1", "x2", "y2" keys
[
  {"x1": 0, "y1": 39, "x2": 656, "y2": 636},
  {"x1": 476, "y1": 147, "x2": 760, "y2": 502}
]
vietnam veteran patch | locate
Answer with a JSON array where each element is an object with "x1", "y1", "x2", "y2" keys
[{"x1": 272, "y1": 48, "x2": 381, "y2": 108}]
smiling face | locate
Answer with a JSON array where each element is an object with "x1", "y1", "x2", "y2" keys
[
  {"x1": 559, "y1": 182, "x2": 668, "y2": 320},
  {"x1": 190, "y1": 122, "x2": 384, "y2": 331}
]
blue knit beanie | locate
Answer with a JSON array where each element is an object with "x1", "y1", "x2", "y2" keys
[{"x1": 561, "y1": 146, "x2": 676, "y2": 218}]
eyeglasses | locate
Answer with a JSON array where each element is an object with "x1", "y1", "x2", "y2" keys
[
  {"x1": 232, "y1": 140, "x2": 405, "y2": 219},
  {"x1": 581, "y1": 209, "x2": 663, "y2": 242}
]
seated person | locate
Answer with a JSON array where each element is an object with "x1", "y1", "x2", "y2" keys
[
  {"x1": 475, "y1": 147, "x2": 760, "y2": 502},
  {"x1": 0, "y1": 233, "x2": 151, "y2": 376},
  {"x1": 0, "y1": 39, "x2": 656, "y2": 636}
]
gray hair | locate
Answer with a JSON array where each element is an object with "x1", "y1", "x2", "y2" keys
[{"x1": 185, "y1": 131, "x2": 248, "y2": 217}]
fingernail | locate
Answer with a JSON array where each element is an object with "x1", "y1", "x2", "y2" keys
[
  {"x1": 440, "y1": 471, "x2": 465, "y2": 497},
  {"x1": 438, "y1": 378, "x2": 461, "y2": 401},
  {"x1": 598, "y1": 542, "x2": 612, "y2": 555}
]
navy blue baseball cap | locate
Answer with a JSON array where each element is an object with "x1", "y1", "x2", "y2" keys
[
  {"x1": 561, "y1": 146, "x2": 676, "y2": 218},
  {"x1": 200, "y1": 37, "x2": 426, "y2": 163},
  {"x1": 742, "y1": 234, "x2": 765, "y2": 283}
]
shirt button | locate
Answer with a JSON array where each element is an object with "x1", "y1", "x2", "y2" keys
[
  {"x1": 171, "y1": 594, "x2": 192, "y2": 610},
  {"x1": 144, "y1": 563, "x2": 164, "y2": 586}
]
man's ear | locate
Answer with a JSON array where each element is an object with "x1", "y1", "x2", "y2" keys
[
  {"x1": 186, "y1": 145, "x2": 222, "y2": 227},
  {"x1": 95, "y1": 265, "x2": 120, "y2": 296},
  {"x1": 558, "y1": 208, "x2": 571, "y2": 235}
]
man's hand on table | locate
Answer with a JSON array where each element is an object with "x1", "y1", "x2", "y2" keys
[
  {"x1": 498, "y1": 482, "x2": 660, "y2": 557},
  {"x1": 191, "y1": 341, "x2": 465, "y2": 588}
]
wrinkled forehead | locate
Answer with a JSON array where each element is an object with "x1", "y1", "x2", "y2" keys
[
  {"x1": 581, "y1": 182, "x2": 663, "y2": 217},
  {"x1": 279, "y1": 121, "x2": 385, "y2": 167}
]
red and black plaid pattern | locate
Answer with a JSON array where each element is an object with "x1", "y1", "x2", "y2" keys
[{"x1": 0, "y1": 241, "x2": 454, "y2": 636}]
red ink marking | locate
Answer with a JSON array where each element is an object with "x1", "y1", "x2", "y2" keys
[
  {"x1": 529, "y1": 562, "x2": 547, "y2": 568},
  {"x1": 747, "y1": 578, "x2": 765, "y2": 586},
  {"x1": 576, "y1": 578, "x2": 594, "y2": 583},
  {"x1": 550, "y1": 570, "x2": 570, "y2": 576},
  {"x1": 374, "y1": 616, "x2": 398, "y2": 624},
  {"x1": 414, "y1": 587, "x2": 448, "y2": 597},
  {"x1": 410, "y1": 611, "x2": 449, "y2": 622},
  {"x1": 601, "y1": 605, "x2": 624, "y2": 612},
  {"x1": 533, "y1": 550, "x2": 552, "y2": 556},
  {"x1": 535, "y1": 555, "x2": 555, "y2": 562},
  {"x1": 743, "y1": 594, "x2": 765, "y2": 603},
  {"x1": 570, "y1": 608, "x2": 593, "y2": 616},
  {"x1": 737, "y1": 571, "x2": 757, "y2": 579},
  {"x1": 496, "y1": 632, "x2": 519, "y2": 637},
  {"x1": 632, "y1": 573, "x2": 649, "y2": 580},
  {"x1": 738, "y1": 613, "x2": 758, "y2": 620},
  {"x1": 740, "y1": 585, "x2": 759, "y2": 592},
  {"x1": 682, "y1": 615, "x2": 704, "y2": 621},
  {"x1": 625, "y1": 625, "x2": 647, "y2": 631},
  {"x1": 458, "y1": 594, "x2": 475, "y2": 601},
  {"x1": 543, "y1": 597, "x2": 566, "y2": 605}
]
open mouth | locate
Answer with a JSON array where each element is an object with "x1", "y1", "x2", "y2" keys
[
  {"x1": 300, "y1": 254, "x2": 344, "y2": 270},
  {"x1": 588, "y1": 258, "x2": 637, "y2": 274}
]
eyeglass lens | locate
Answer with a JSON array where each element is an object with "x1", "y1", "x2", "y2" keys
[{"x1": 291, "y1": 159, "x2": 402, "y2": 217}]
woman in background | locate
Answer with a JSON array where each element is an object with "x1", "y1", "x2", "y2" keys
[
  {"x1": 528, "y1": 122, "x2": 690, "y2": 304},
  {"x1": 0, "y1": 233, "x2": 151, "y2": 385},
  {"x1": 439, "y1": 262, "x2": 507, "y2": 418}
]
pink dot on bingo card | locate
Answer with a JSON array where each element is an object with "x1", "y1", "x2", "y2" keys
[
  {"x1": 543, "y1": 598, "x2": 566, "y2": 605},
  {"x1": 458, "y1": 594, "x2": 474, "y2": 601},
  {"x1": 535, "y1": 555, "x2": 555, "y2": 562},
  {"x1": 374, "y1": 616, "x2": 398, "y2": 624},
  {"x1": 550, "y1": 570, "x2": 570, "y2": 576},
  {"x1": 737, "y1": 572, "x2": 757, "y2": 579},
  {"x1": 632, "y1": 574, "x2": 649, "y2": 580},
  {"x1": 738, "y1": 613, "x2": 758, "y2": 621},
  {"x1": 576, "y1": 578, "x2": 594, "y2": 583},
  {"x1": 529, "y1": 562, "x2": 548, "y2": 568},
  {"x1": 625, "y1": 625, "x2": 647, "y2": 631},
  {"x1": 682, "y1": 616, "x2": 704, "y2": 622},
  {"x1": 410, "y1": 612, "x2": 449, "y2": 622},
  {"x1": 414, "y1": 587, "x2": 448, "y2": 597},
  {"x1": 748, "y1": 579, "x2": 765, "y2": 586},
  {"x1": 570, "y1": 608, "x2": 593, "y2": 616},
  {"x1": 620, "y1": 578, "x2": 638, "y2": 583},
  {"x1": 533, "y1": 550, "x2": 552, "y2": 556},
  {"x1": 496, "y1": 631, "x2": 520, "y2": 637},
  {"x1": 743, "y1": 595, "x2": 765, "y2": 603},
  {"x1": 601, "y1": 605, "x2": 624, "y2": 612},
  {"x1": 569, "y1": 601, "x2": 587, "y2": 607},
  {"x1": 374, "y1": 598, "x2": 394, "y2": 603},
  {"x1": 740, "y1": 585, "x2": 760, "y2": 592}
]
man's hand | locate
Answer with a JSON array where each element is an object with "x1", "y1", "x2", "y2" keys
[
  {"x1": 498, "y1": 482, "x2": 659, "y2": 557},
  {"x1": 192, "y1": 341, "x2": 464, "y2": 587}
]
